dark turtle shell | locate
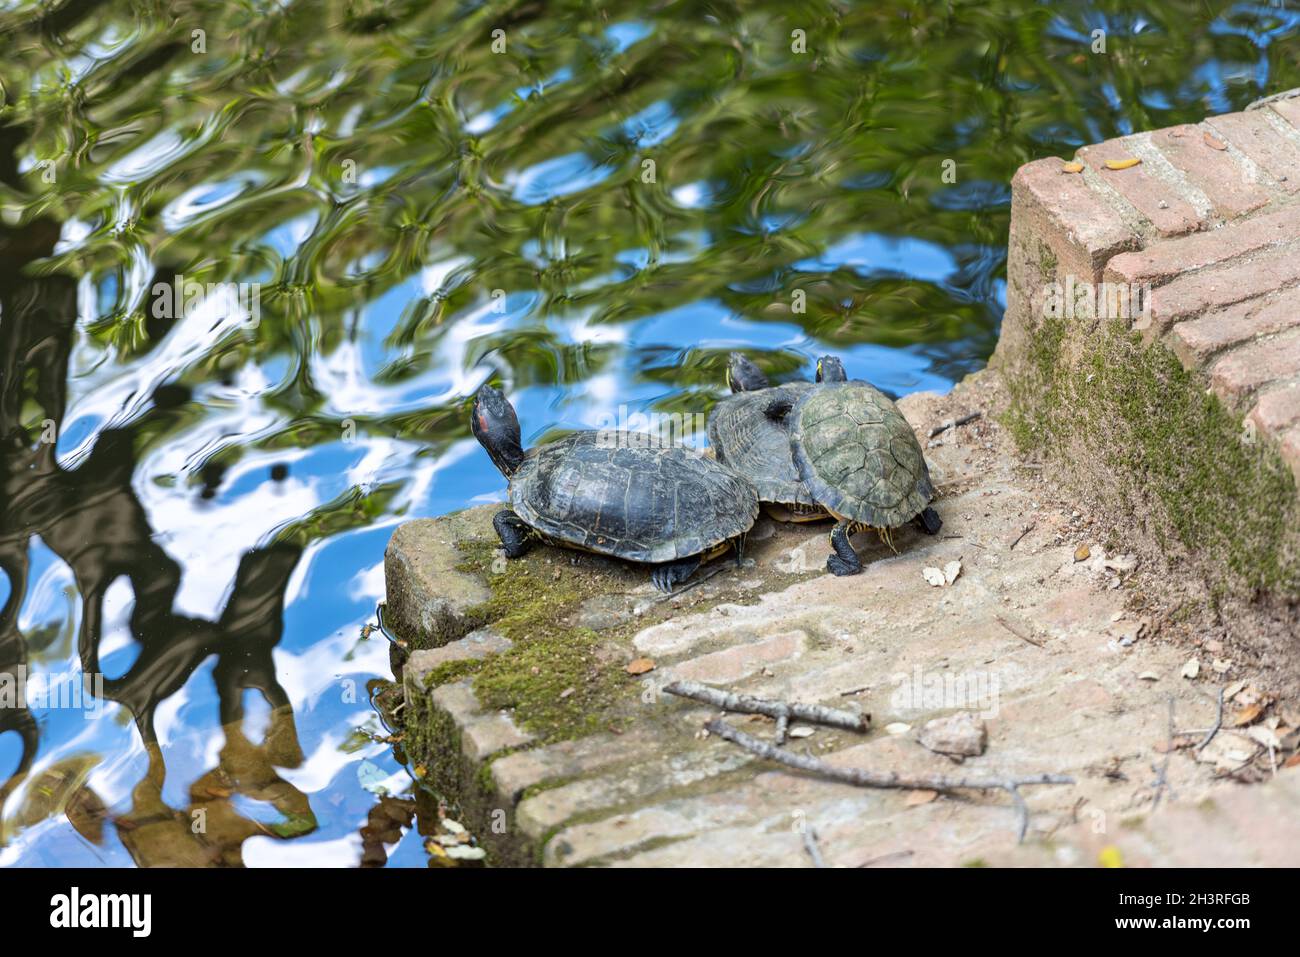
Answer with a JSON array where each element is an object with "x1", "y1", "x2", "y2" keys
[
  {"x1": 707, "y1": 382, "x2": 819, "y2": 507},
  {"x1": 788, "y1": 382, "x2": 934, "y2": 527},
  {"x1": 509, "y1": 432, "x2": 759, "y2": 564}
]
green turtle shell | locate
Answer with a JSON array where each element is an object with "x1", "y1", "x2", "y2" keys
[
  {"x1": 788, "y1": 382, "x2": 934, "y2": 527},
  {"x1": 707, "y1": 382, "x2": 820, "y2": 507},
  {"x1": 509, "y1": 432, "x2": 759, "y2": 564}
]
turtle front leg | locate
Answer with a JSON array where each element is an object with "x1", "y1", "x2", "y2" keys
[
  {"x1": 650, "y1": 556, "x2": 701, "y2": 594},
  {"x1": 826, "y1": 520, "x2": 863, "y2": 576},
  {"x1": 914, "y1": 506, "x2": 942, "y2": 535},
  {"x1": 493, "y1": 509, "x2": 533, "y2": 559}
]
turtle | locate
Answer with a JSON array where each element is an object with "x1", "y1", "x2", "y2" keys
[
  {"x1": 471, "y1": 384, "x2": 759, "y2": 593},
  {"x1": 708, "y1": 352, "x2": 823, "y2": 522},
  {"x1": 762, "y1": 358, "x2": 942, "y2": 576}
]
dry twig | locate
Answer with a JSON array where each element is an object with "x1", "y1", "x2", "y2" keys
[
  {"x1": 929, "y1": 411, "x2": 982, "y2": 438},
  {"x1": 1195, "y1": 686, "x2": 1226, "y2": 756},
  {"x1": 664, "y1": 680, "x2": 870, "y2": 732},
  {"x1": 1009, "y1": 522, "x2": 1036, "y2": 551},
  {"x1": 802, "y1": 826, "x2": 826, "y2": 868},
  {"x1": 1149, "y1": 697, "x2": 1177, "y2": 810},
  {"x1": 996, "y1": 614, "x2": 1043, "y2": 648},
  {"x1": 705, "y1": 718, "x2": 1072, "y2": 842}
]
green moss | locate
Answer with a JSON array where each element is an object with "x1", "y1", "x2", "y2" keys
[
  {"x1": 404, "y1": 692, "x2": 463, "y2": 798},
  {"x1": 1005, "y1": 315, "x2": 1300, "y2": 597},
  {"x1": 443, "y1": 540, "x2": 637, "y2": 743}
]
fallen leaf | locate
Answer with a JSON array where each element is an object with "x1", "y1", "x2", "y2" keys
[
  {"x1": 1285, "y1": 753, "x2": 1300, "y2": 769},
  {"x1": 1098, "y1": 845, "x2": 1124, "y2": 868},
  {"x1": 1230, "y1": 703, "x2": 1264, "y2": 727},
  {"x1": 943, "y1": 559, "x2": 962, "y2": 585},
  {"x1": 1212, "y1": 658, "x2": 1232, "y2": 674},
  {"x1": 559, "y1": 687, "x2": 575, "y2": 699},
  {"x1": 905, "y1": 789, "x2": 938, "y2": 806},
  {"x1": 884, "y1": 722, "x2": 912, "y2": 735},
  {"x1": 1138, "y1": 671, "x2": 1160, "y2": 682},
  {"x1": 788, "y1": 725, "x2": 815, "y2": 739},
  {"x1": 625, "y1": 657, "x2": 655, "y2": 675},
  {"x1": 1247, "y1": 725, "x2": 1281, "y2": 751},
  {"x1": 1104, "y1": 157, "x2": 1142, "y2": 170},
  {"x1": 1074, "y1": 544, "x2": 1091, "y2": 562},
  {"x1": 1203, "y1": 132, "x2": 1228, "y2": 151},
  {"x1": 1061, "y1": 161, "x2": 1084, "y2": 174},
  {"x1": 1224, "y1": 680, "x2": 1248, "y2": 701},
  {"x1": 922, "y1": 566, "x2": 946, "y2": 587},
  {"x1": 445, "y1": 844, "x2": 487, "y2": 861},
  {"x1": 1181, "y1": 658, "x2": 1201, "y2": 680}
]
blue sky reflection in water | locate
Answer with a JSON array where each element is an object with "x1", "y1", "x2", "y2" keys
[{"x1": 0, "y1": 0, "x2": 1296, "y2": 866}]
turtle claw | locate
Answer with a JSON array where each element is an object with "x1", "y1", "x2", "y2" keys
[
  {"x1": 826, "y1": 553, "x2": 862, "y2": 576},
  {"x1": 651, "y1": 557, "x2": 701, "y2": 594},
  {"x1": 827, "y1": 520, "x2": 863, "y2": 576},
  {"x1": 915, "y1": 506, "x2": 942, "y2": 536}
]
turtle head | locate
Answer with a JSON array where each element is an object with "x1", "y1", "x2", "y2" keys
[
  {"x1": 471, "y1": 384, "x2": 525, "y2": 477},
  {"x1": 726, "y1": 352, "x2": 770, "y2": 393},
  {"x1": 815, "y1": 355, "x2": 847, "y2": 383}
]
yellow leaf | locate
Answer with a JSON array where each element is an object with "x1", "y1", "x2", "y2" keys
[
  {"x1": 1099, "y1": 845, "x2": 1125, "y2": 868},
  {"x1": 1061, "y1": 162, "x2": 1084, "y2": 174},
  {"x1": 1104, "y1": 157, "x2": 1142, "y2": 170}
]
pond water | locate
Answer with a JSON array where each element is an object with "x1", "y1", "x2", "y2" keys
[{"x1": 1, "y1": 0, "x2": 1296, "y2": 866}]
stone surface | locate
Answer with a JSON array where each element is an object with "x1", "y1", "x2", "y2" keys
[
  {"x1": 387, "y1": 371, "x2": 1299, "y2": 867},
  {"x1": 1169, "y1": 287, "x2": 1300, "y2": 368},
  {"x1": 385, "y1": 513, "x2": 493, "y2": 647},
  {"x1": 1148, "y1": 124, "x2": 1271, "y2": 221},
  {"x1": 1210, "y1": 328, "x2": 1300, "y2": 408},
  {"x1": 1077, "y1": 137, "x2": 1203, "y2": 237},
  {"x1": 1204, "y1": 110, "x2": 1300, "y2": 194},
  {"x1": 997, "y1": 98, "x2": 1300, "y2": 511},
  {"x1": 405, "y1": 628, "x2": 512, "y2": 691},
  {"x1": 917, "y1": 711, "x2": 987, "y2": 758}
]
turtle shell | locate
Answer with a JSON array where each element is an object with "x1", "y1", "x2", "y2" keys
[
  {"x1": 788, "y1": 382, "x2": 934, "y2": 527},
  {"x1": 707, "y1": 382, "x2": 819, "y2": 507},
  {"x1": 509, "y1": 432, "x2": 759, "y2": 564}
]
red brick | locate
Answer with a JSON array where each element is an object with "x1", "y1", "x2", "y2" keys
[
  {"x1": 1168, "y1": 286, "x2": 1300, "y2": 368},
  {"x1": 1205, "y1": 110, "x2": 1300, "y2": 194},
  {"x1": 1269, "y1": 96, "x2": 1300, "y2": 132},
  {"x1": 1149, "y1": 124, "x2": 1270, "y2": 221},
  {"x1": 1248, "y1": 385, "x2": 1300, "y2": 436},
  {"x1": 1010, "y1": 157, "x2": 1138, "y2": 281},
  {"x1": 1104, "y1": 204, "x2": 1300, "y2": 288},
  {"x1": 1209, "y1": 327, "x2": 1300, "y2": 408},
  {"x1": 1136, "y1": 240, "x2": 1300, "y2": 336},
  {"x1": 669, "y1": 630, "x2": 807, "y2": 684},
  {"x1": 1077, "y1": 138, "x2": 1203, "y2": 237}
]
